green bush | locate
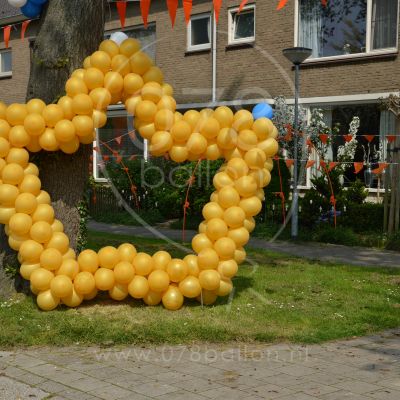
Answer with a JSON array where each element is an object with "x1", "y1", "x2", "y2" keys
[
  {"x1": 341, "y1": 203, "x2": 384, "y2": 233},
  {"x1": 264, "y1": 159, "x2": 290, "y2": 205},
  {"x1": 312, "y1": 225, "x2": 359, "y2": 247},
  {"x1": 344, "y1": 179, "x2": 368, "y2": 204},
  {"x1": 385, "y1": 232, "x2": 400, "y2": 251}
]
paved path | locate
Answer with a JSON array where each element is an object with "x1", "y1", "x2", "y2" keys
[
  {"x1": 1, "y1": 329, "x2": 399, "y2": 400},
  {"x1": 88, "y1": 221, "x2": 400, "y2": 268}
]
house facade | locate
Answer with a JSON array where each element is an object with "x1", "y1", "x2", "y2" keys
[{"x1": 0, "y1": 0, "x2": 399, "y2": 189}]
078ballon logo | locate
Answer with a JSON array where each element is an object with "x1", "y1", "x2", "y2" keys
[{"x1": 0, "y1": 32, "x2": 278, "y2": 311}]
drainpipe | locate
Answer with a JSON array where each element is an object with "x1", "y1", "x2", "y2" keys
[{"x1": 212, "y1": 13, "x2": 217, "y2": 104}]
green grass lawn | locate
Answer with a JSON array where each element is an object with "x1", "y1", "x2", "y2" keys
[{"x1": 0, "y1": 230, "x2": 399, "y2": 347}]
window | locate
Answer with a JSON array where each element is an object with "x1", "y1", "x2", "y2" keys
[
  {"x1": 298, "y1": 0, "x2": 399, "y2": 59},
  {"x1": 0, "y1": 49, "x2": 12, "y2": 76},
  {"x1": 106, "y1": 24, "x2": 156, "y2": 60},
  {"x1": 228, "y1": 4, "x2": 255, "y2": 45},
  {"x1": 94, "y1": 113, "x2": 148, "y2": 182},
  {"x1": 187, "y1": 13, "x2": 211, "y2": 51}
]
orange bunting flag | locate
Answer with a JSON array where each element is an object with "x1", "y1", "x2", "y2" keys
[
  {"x1": 354, "y1": 162, "x2": 364, "y2": 174},
  {"x1": 239, "y1": 0, "x2": 249, "y2": 12},
  {"x1": 116, "y1": 1, "x2": 127, "y2": 28},
  {"x1": 306, "y1": 160, "x2": 316, "y2": 169},
  {"x1": 213, "y1": 0, "x2": 223, "y2": 23},
  {"x1": 21, "y1": 20, "x2": 31, "y2": 40},
  {"x1": 372, "y1": 163, "x2": 388, "y2": 175},
  {"x1": 285, "y1": 159, "x2": 294, "y2": 169},
  {"x1": 116, "y1": 155, "x2": 122, "y2": 164},
  {"x1": 93, "y1": 146, "x2": 100, "y2": 153},
  {"x1": 273, "y1": 155, "x2": 279, "y2": 161},
  {"x1": 103, "y1": 155, "x2": 110, "y2": 161},
  {"x1": 306, "y1": 138, "x2": 312, "y2": 147},
  {"x1": 319, "y1": 134, "x2": 329, "y2": 144},
  {"x1": 364, "y1": 135, "x2": 375, "y2": 143},
  {"x1": 387, "y1": 135, "x2": 396, "y2": 143},
  {"x1": 140, "y1": 0, "x2": 151, "y2": 27},
  {"x1": 131, "y1": 185, "x2": 137, "y2": 194},
  {"x1": 329, "y1": 162, "x2": 338, "y2": 172},
  {"x1": 330, "y1": 195, "x2": 336, "y2": 206},
  {"x1": 319, "y1": 160, "x2": 327, "y2": 169},
  {"x1": 183, "y1": 0, "x2": 193, "y2": 24},
  {"x1": 3, "y1": 25, "x2": 11, "y2": 49},
  {"x1": 166, "y1": 0, "x2": 179, "y2": 27},
  {"x1": 343, "y1": 134, "x2": 353, "y2": 143},
  {"x1": 115, "y1": 136, "x2": 122, "y2": 145},
  {"x1": 277, "y1": 0, "x2": 288, "y2": 10}
]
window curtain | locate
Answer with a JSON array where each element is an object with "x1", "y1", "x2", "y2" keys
[
  {"x1": 380, "y1": 110, "x2": 396, "y2": 161},
  {"x1": 372, "y1": 0, "x2": 398, "y2": 49},
  {"x1": 299, "y1": 0, "x2": 322, "y2": 58}
]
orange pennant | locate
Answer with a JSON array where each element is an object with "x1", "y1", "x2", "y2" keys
[
  {"x1": 364, "y1": 135, "x2": 375, "y2": 143},
  {"x1": 306, "y1": 160, "x2": 316, "y2": 169},
  {"x1": 166, "y1": 0, "x2": 179, "y2": 27},
  {"x1": 183, "y1": 0, "x2": 193, "y2": 24},
  {"x1": 93, "y1": 146, "x2": 100, "y2": 152},
  {"x1": 372, "y1": 163, "x2": 388, "y2": 175},
  {"x1": 387, "y1": 135, "x2": 396, "y2": 143},
  {"x1": 213, "y1": 0, "x2": 223, "y2": 23},
  {"x1": 239, "y1": 0, "x2": 249, "y2": 12},
  {"x1": 21, "y1": 20, "x2": 31, "y2": 40},
  {"x1": 116, "y1": 154, "x2": 122, "y2": 164},
  {"x1": 115, "y1": 136, "x2": 122, "y2": 145},
  {"x1": 329, "y1": 162, "x2": 338, "y2": 172},
  {"x1": 116, "y1": 1, "x2": 127, "y2": 28},
  {"x1": 3, "y1": 26, "x2": 11, "y2": 49},
  {"x1": 103, "y1": 155, "x2": 110, "y2": 161},
  {"x1": 277, "y1": 0, "x2": 288, "y2": 10},
  {"x1": 319, "y1": 160, "x2": 327, "y2": 170},
  {"x1": 354, "y1": 162, "x2": 364, "y2": 174},
  {"x1": 343, "y1": 134, "x2": 353, "y2": 143},
  {"x1": 140, "y1": 0, "x2": 151, "y2": 27},
  {"x1": 319, "y1": 134, "x2": 329, "y2": 144},
  {"x1": 285, "y1": 159, "x2": 294, "y2": 169}
]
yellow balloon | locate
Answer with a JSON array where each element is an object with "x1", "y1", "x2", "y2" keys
[
  {"x1": 7, "y1": 148, "x2": 29, "y2": 167},
  {"x1": 235, "y1": 175, "x2": 258, "y2": 198},
  {"x1": 157, "y1": 95, "x2": 176, "y2": 111},
  {"x1": 184, "y1": 254, "x2": 199, "y2": 277},
  {"x1": 118, "y1": 243, "x2": 137, "y2": 262},
  {"x1": 37, "y1": 191, "x2": 51, "y2": 205},
  {"x1": 50, "y1": 275, "x2": 73, "y2": 298},
  {"x1": 120, "y1": 38, "x2": 141, "y2": 57},
  {"x1": 39, "y1": 128, "x2": 59, "y2": 151},
  {"x1": 30, "y1": 221, "x2": 53, "y2": 243},
  {"x1": 54, "y1": 119, "x2": 76, "y2": 142},
  {"x1": 169, "y1": 145, "x2": 188, "y2": 162},
  {"x1": 84, "y1": 67, "x2": 104, "y2": 90},
  {"x1": 192, "y1": 233, "x2": 213, "y2": 253},
  {"x1": 154, "y1": 109, "x2": 174, "y2": 131},
  {"x1": 227, "y1": 227, "x2": 250, "y2": 247},
  {"x1": 243, "y1": 216, "x2": 256, "y2": 232},
  {"x1": 171, "y1": 120, "x2": 191, "y2": 143},
  {"x1": 0, "y1": 137, "x2": 10, "y2": 158},
  {"x1": 234, "y1": 247, "x2": 247, "y2": 264},
  {"x1": 0, "y1": 120, "x2": 10, "y2": 139},
  {"x1": 32, "y1": 204, "x2": 54, "y2": 223},
  {"x1": 223, "y1": 206, "x2": 246, "y2": 228},
  {"x1": 95, "y1": 268, "x2": 115, "y2": 291},
  {"x1": 9, "y1": 126, "x2": 30, "y2": 148},
  {"x1": 83, "y1": 288, "x2": 98, "y2": 301},
  {"x1": 199, "y1": 269, "x2": 221, "y2": 291},
  {"x1": 46, "y1": 232, "x2": 70, "y2": 254},
  {"x1": 72, "y1": 94, "x2": 93, "y2": 115},
  {"x1": 40, "y1": 248, "x2": 63, "y2": 271},
  {"x1": 124, "y1": 73, "x2": 144, "y2": 95},
  {"x1": 148, "y1": 270, "x2": 170, "y2": 292},
  {"x1": 78, "y1": 249, "x2": 99, "y2": 274},
  {"x1": 150, "y1": 131, "x2": 173, "y2": 155},
  {"x1": 162, "y1": 286, "x2": 184, "y2": 311},
  {"x1": 141, "y1": 82, "x2": 163, "y2": 103},
  {"x1": 104, "y1": 71, "x2": 124, "y2": 94},
  {"x1": 143, "y1": 290, "x2": 162, "y2": 306},
  {"x1": 206, "y1": 218, "x2": 228, "y2": 240},
  {"x1": 24, "y1": 162, "x2": 39, "y2": 176},
  {"x1": 98, "y1": 246, "x2": 120, "y2": 269},
  {"x1": 42, "y1": 104, "x2": 64, "y2": 128},
  {"x1": 128, "y1": 275, "x2": 149, "y2": 299},
  {"x1": 233, "y1": 109, "x2": 254, "y2": 131},
  {"x1": 73, "y1": 271, "x2": 96, "y2": 295},
  {"x1": 111, "y1": 54, "x2": 130, "y2": 76},
  {"x1": 179, "y1": 276, "x2": 202, "y2": 298},
  {"x1": 136, "y1": 100, "x2": 157, "y2": 122},
  {"x1": 143, "y1": 66, "x2": 164, "y2": 84},
  {"x1": 19, "y1": 174, "x2": 41, "y2": 195},
  {"x1": 133, "y1": 252, "x2": 154, "y2": 276},
  {"x1": 9, "y1": 213, "x2": 32, "y2": 235},
  {"x1": 217, "y1": 278, "x2": 233, "y2": 297},
  {"x1": 214, "y1": 237, "x2": 236, "y2": 259},
  {"x1": 253, "y1": 117, "x2": 274, "y2": 140},
  {"x1": 218, "y1": 186, "x2": 240, "y2": 209},
  {"x1": 37, "y1": 289, "x2": 60, "y2": 311},
  {"x1": 90, "y1": 88, "x2": 112, "y2": 110},
  {"x1": 109, "y1": 284, "x2": 129, "y2": 301},
  {"x1": 197, "y1": 289, "x2": 218, "y2": 305},
  {"x1": 0, "y1": 207, "x2": 15, "y2": 224},
  {"x1": 27, "y1": 98, "x2": 46, "y2": 114},
  {"x1": 20, "y1": 262, "x2": 40, "y2": 280},
  {"x1": 197, "y1": 248, "x2": 219, "y2": 270},
  {"x1": 130, "y1": 52, "x2": 153, "y2": 75},
  {"x1": 24, "y1": 113, "x2": 46, "y2": 136},
  {"x1": 213, "y1": 172, "x2": 234, "y2": 190},
  {"x1": 202, "y1": 202, "x2": 224, "y2": 221},
  {"x1": 6, "y1": 103, "x2": 28, "y2": 126},
  {"x1": 15, "y1": 193, "x2": 38, "y2": 214},
  {"x1": 57, "y1": 259, "x2": 79, "y2": 279},
  {"x1": 258, "y1": 138, "x2": 279, "y2": 158},
  {"x1": 200, "y1": 117, "x2": 220, "y2": 139},
  {"x1": 244, "y1": 148, "x2": 267, "y2": 170},
  {"x1": 31, "y1": 268, "x2": 54, "y2": 291},
  {"x1": 166, "y1": 259, "x2": 188, "y2": 283},
  {"x1": 114, "y1": 261, "x2": 135, "y2": 284},
  {"x1": 62, "y1": 288, "x2": 83, "y2": 308},
  {"x1": 19, "y1": 239, "x2": 43, "y2": 262},
  {"x1": 57, "y1": 96, "x2": 75, "y2": 120},
  {"x1": 186, "y1": 133, "x2": 207, "y2": 155},
  {"x1": 90, "y1": 51, "x2": 112, "y2": 73},
  {"x1": 183, "y1": 110, "x2": 200, "y2": 130},
  {"x1": 152, "y1": 250, "x2": 171, "y2": 271},
  {"x1": 214, "y1": 106, "x2": 234, "y2": 128},
  {"x1": 0, "y1": 184, "x2": 19, "y2": 206},
  {"x1": 217, "y1": 259, "x2": 238, "y2": 278},
  {"x1": 239, "y1": 196, "x2": 262, "y2": 217}
]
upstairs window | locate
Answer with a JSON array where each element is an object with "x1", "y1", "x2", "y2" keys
[
  {"x1": 187, "y1": 13, "x2": 211, "y2": 51},
  {"x1": 229, "y1": 4, "x2": 256, "y2": 45},
  {"x1": 298, "y1": 0, "x2": 398, "y2": 59},
  {"x1": 0, "y1": 49, "x2": 12, "y2": 76}
]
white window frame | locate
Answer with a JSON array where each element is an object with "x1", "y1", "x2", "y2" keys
[
  {"x1": 187, "y1": 13, "x2": 212, "y2": 52},
  {"x1": 0, "y1": 49, "x2": 12, "y2": 78},
  {"x1": 228, "y1": 4, "x2": 256, "y2": 45},
  {"x1": 93, "y1": 107, "x2": 149, "y2": 183},
  {"x1": 295, "y1": 0, "x2": 400, "y2": 63}
]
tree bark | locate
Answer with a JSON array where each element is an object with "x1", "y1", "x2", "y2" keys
[{"x1": 0, "y1": 0, "x2": 105, "y2": 295}]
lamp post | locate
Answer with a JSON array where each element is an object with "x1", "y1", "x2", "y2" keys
[{"x1": 282, "y1": 47, "x2": 312, "y2": 239}]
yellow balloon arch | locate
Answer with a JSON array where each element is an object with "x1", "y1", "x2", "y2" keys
[{"x1": 0, "y1": 37, "x2": 279, "y2": 311}]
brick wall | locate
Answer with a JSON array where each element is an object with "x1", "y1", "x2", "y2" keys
[{"x1": 0, "y1": 1, "x2": 399, "y2": 105}]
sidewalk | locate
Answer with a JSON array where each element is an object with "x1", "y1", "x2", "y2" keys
[
  {"x1": 1, "y1": 329, "x2": 399, "y2": 400},
  {"x1": 88, "y1": 221, "x2": 400, "y2": 268}
]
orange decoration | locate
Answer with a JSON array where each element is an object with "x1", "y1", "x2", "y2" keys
[
  {"x1": 21, "y1": 20, "x2": 31, "y2": 40},
  {"x1": 115, "y1": 136, "x2": 122, "y2": 145},
  {"x1": 213, "y1": 0, "x2": 223, "y2": 23},
  {"x1": 354, "y1": 162, "x2": 364, "y2": 174},
  {"x1": 239, "y1": 0, "x2": 249, "y2": 12},
  {"x1": 3, "y1": 25, "x2": 11, "y2": 49},
  {"x1": 319, "y1": 134, "x2": 329, "y2": 144},
  {"x1": 183, "y1": 0, "x2": 193, "y2": 24},
  {"x1": 364, "y1": 135, "x2": 375, "y2": 143},
  {"x1": 140, "y1": 0, "x2": 151, "y2": 27},
  {"x1": 343, "y1": 134, "x2": 353, "y2": 143},
  {"x1": 372, "y1": 163, "x2": 388, "y2": 175},
  {"x1": 328, "y1": 162, "x2": 338, "y2": 172},
  {"x1": 285, "y1": 159, "x2": 294, "y2": 168},
  {"x1": 387, "y1": 135, "x2": 396, "y2": 143},
  {"x1": 166, "y1": 0, "x2": 179, "y2": 27},
  {"x1": 306, "y1": 160, "x2": 315, "y2": 169},
  {"x1": 116, "y1": 1, "x2": 127, "y2": 28},
  {"x1": 319, "y1": 160, "x2": 326, "y2": 169}
]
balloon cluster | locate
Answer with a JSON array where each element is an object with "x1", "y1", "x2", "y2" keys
[
  {"x1": 8, "y1": 0, "x2": 47, "y2": 19},
  {"x1": 0, "y1": 33, "x2": 279, "y2": 311}
]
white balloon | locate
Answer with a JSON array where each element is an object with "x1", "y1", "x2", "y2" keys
[
  {"x1": 8, "y1": 0, "x2": 27, "y2": 7},
  {"x1": 110, "y1": 32, "x2": 129, "y2": 46}
]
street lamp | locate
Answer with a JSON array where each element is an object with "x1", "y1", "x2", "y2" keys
[{"x1": 282, "y1": 47, "x2": 312, "y2": 239}]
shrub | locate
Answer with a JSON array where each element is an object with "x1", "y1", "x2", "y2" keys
[
  {"x1": 264, "y1": 159, "x2": 290, "y2": 205},
  {"x1": 385, "y1": 232, "x2": 400, "y2": 251},
  {"x1": 344, "y1": 179, "x2": 368, "y2": 204},
  {"x1": 341, "y1": 203, "x2": 384, "y2": 233},
  {"x1": 312, "y1": 225, "x2": 359, "y2": 247}
]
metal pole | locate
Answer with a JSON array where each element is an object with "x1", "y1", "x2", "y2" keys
[{"x1": 291, "y1": 64, "x2": 300, "y2": 239}]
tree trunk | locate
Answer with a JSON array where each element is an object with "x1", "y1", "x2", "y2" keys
[{"x1": 0, "y1": 0, "x2": 105, "y2": 296}]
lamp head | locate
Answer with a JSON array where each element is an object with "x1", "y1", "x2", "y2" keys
[{"x1": 283, "y1": 47, "x2": 312, "y2": 65}]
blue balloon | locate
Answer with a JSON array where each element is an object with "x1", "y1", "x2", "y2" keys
[
  {"x1": 30, "y1": 0, "x2": 47, "y2": 5},
  {"x1": 252, "y1": 103, "x2": 274, "y2": 120},
  {"x1": 21, "y1": 1, "x2": 42, "y2": 18}
]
